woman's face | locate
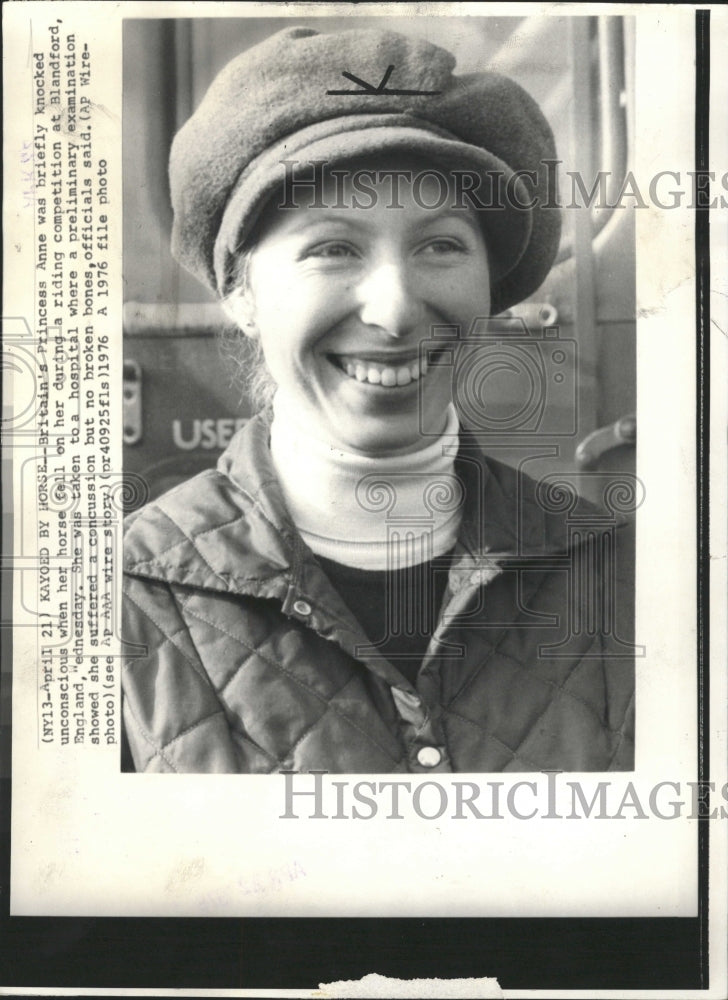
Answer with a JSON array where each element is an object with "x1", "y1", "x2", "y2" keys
[{"x1": 237, "y1": 158, "x2": 492, "y2": 455}]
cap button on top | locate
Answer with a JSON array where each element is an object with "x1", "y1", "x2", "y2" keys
[
  {"x1": 292, "y1": 599, "x2": 312, "y2": 617},
  {"x1": 416, "y1": 746, "x2": 442, "y2": 768}
]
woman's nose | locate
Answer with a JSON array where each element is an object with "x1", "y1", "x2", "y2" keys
[{"x1": 357, "y1": 262, "x2": 424, "y2": 337}]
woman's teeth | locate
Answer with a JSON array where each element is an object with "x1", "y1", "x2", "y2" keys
[{"x1": 343, "y1": 357, "x2": 428, "y2": 386}]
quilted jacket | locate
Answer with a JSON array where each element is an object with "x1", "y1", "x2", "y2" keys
[{"x1": 122, "y1": 411, "x2": 635, "y2": 774}]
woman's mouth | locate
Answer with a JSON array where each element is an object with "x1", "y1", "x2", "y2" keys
[{"x1": 329, "y1": 354, "x2": 429, "y2": 387}]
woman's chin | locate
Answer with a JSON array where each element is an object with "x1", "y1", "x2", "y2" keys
[{"x1": 292, "y1": 369, "x2": 453, "y2": 454}]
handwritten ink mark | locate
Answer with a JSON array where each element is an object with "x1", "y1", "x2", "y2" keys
[{"x1": 327, "y1": 65, "x2": 441, "y2": 97}]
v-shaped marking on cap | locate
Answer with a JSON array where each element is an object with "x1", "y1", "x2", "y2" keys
[{"x1": 327, "y1": 65, "x2": 442, "y2": 96}]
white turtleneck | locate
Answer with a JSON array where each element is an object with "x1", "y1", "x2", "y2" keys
[{"x1": 269, "y1": 393, "x2": 463, "y2": 571}]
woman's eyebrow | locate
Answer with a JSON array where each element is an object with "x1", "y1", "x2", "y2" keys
[
  {"x1": 278, "y1": 212, "x2": 373, "y2": 233},
  {"x1": 421, "y1": 207, "x2": 482, "y2": 234},
  {"x1": 275, "y1": 206, "x2": 483, "y2": 236}
]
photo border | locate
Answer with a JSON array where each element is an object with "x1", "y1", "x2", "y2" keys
[{"x1": 0, "y1": 4, "x2": 716, "y2": 994}]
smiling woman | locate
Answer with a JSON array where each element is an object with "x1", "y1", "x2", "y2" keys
[
  {"x1": 121, "y1": 25, "x2": 635, "y2": 774},
  {"x1": 224, "y1": 157, "x2": 492, "y2": 455}
]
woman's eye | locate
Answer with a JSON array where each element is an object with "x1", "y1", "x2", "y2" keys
[
  {"x1": 305, "y1": 242, "x2": 358, "y2": 260},
  {"x1": 420, "y1": 238, "x2": 467, "y2": 256}
]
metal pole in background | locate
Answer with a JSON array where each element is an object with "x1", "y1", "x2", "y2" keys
[{"x1": 568, "y1": 19, "x2": 599, "y2": 474}]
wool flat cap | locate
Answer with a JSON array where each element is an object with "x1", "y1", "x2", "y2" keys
[{"x1": 169, "y1": 26, "x2": 562, "y2": 314}]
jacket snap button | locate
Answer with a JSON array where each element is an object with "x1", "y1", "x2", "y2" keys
[
  {"x1": 416, "y1": 746, "x2": 442, "y2": 768},
  {"x1": 293, "y1": 599, "x2": 312, "y2": 616}
]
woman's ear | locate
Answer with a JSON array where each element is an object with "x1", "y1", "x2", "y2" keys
[{"x1": 222, "y1": 288, "x2": 259, "y2": 339}]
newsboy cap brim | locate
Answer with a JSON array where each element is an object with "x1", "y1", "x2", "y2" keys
[
  {"x1": 213, "y1": 115, "x2": 533, "y2": 297},
  {"x1": 170, "y1": 26, "x2": 561, "y2": 314}
]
